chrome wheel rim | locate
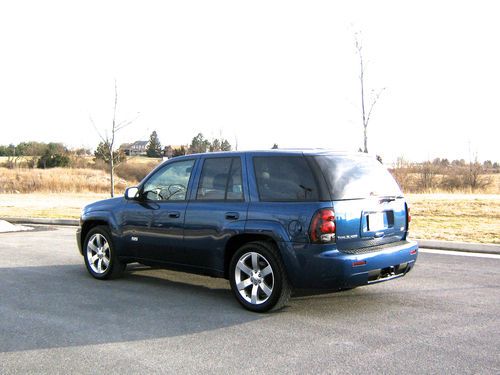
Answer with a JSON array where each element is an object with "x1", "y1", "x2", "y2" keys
[
  {"x1": 86, "y1": 233, "x2": 110, "y2": 274},
  {"x1": 234, "y1": 252, "x2": 274, "y2": 305}
]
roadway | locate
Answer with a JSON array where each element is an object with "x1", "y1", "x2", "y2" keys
[{"x1": 0, "y1": 226, "x2": 499, "y2": 374}]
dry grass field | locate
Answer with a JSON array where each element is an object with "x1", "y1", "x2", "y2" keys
[
  {"x1": 0, "y1": 157, "x2": 162, "y2": 194},
  {"x1": 407, "y1": 194, "x2": 500, "y2": 244},
  {"x1": 0, "y1": 167, "x2": 130, "y2": 194}
]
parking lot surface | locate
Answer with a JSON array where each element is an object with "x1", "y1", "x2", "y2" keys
[{"x1": 1, "y1": 227, "x2": 499, "y2": 374}]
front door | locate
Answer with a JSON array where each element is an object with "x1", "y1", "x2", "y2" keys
[{"x1": 122, "y1": 158, "x2": 197, "y2": 264}]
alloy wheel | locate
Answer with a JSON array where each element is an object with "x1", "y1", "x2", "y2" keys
[
  {"x1": 234, "y1": 252, "x2": 274, "y2": 305},
  {"x1": 86, "y1": 233, "x2": 111, "y2": 275}
]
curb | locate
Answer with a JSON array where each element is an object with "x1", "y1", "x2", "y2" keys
[
  {"x1": 3, "y1": 217, "x2": 79, "y2": 226},
  {"x1": 2, "y1": 217, "x2": 499, "y2": 255},
  {"x1": 417, "y1": 239, "x2": 500, "y2": 255}
]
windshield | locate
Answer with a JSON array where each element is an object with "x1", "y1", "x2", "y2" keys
[{"x1": 314, "y1": 154, "x2": 402, "y2": 200}]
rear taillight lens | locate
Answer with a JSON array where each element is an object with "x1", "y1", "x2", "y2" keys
[
  {"x1": 407, "y1": 204, "x2": 411, "y2": 228},
  {"x1": 310, "y1": 208, "x2": 336, "y2": 243}
]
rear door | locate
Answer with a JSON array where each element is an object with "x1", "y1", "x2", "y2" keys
[
  {"x1": 313, "y1": 154, "x2": 408, "y2": 251},
  {"x1": 183, "y1": 155, "x2": 249, "y2": 271}
]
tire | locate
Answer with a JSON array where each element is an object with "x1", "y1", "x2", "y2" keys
[
  {"x1": 229, "y1": 241, "x2": 291, "y2": 312},
  {"x1": 83, "y1": 225, "x2": 125, "y2": 280}
]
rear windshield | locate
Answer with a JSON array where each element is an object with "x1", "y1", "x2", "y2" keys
[{"x1": 314, "y1": 155, "x2": 402, "y2": 200}]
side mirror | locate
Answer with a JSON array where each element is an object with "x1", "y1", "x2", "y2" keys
[{"x1": 125, "y1": 186, "x2": 140, "y2": 200}]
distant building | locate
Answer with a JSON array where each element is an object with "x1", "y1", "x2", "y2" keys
[{"x1": 121, "y1": 141, "x2": 148, "y2": 156}]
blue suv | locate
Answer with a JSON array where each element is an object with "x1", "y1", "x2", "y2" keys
[{"x1": 77, "y1": 150, "x2": 418, "y2": 312}]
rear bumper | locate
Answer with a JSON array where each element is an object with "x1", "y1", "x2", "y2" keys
[{"x1": 281, "y1": 240, "x2": 418, "y2": 289}]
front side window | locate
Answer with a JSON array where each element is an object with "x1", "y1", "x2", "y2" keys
[
  {"x1": 196, "y1": 157, "x2": 243, "y2": 201},
  {"x1": 253, "y1": 156, "x2": 319, "y2": 201},
  {"x1": 142, "y1": 159, "x2": 195, "y2": 201}
]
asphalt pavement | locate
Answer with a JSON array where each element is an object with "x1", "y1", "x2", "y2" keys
[{"x1": 0, "y1": 226, "x2": 499, "y2": 374}]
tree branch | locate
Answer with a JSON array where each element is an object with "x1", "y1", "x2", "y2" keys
[
  {"x1": 365, "y1": 88, "x2": 386, "y2": 126},
  {"x1": 89, "y1": 115, "x2": 107, "y2": 143},
  {"x1": 115, "y1": 112, "x2": 141, "y2": 132}
]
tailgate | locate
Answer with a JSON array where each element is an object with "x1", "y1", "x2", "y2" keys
[{"x1": 333, "y1": 197, "x2": 407, "y2": 251}]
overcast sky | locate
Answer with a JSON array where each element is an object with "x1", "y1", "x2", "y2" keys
[{"x1": 1, "y1": 0, "x2": 499, "y2": 162}]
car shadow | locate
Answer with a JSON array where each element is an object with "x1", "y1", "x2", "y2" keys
[{"x1": 0, "y1": 263, "x2": 264, "y2": 353}]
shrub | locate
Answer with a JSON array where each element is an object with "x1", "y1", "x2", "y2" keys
[{"x1": 37, "y1": 153, "x2": 70, "y2": 169}]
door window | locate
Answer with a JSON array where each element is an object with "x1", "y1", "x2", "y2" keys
[
  {"x1": 142, "y1": 159, "x2": 195, "y2": 201},
  {"x1": 196, "y1": 157, "x2": 243, "y2": 201}
]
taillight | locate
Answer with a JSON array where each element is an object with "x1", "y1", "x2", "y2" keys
[
  {"x1": 406, "y1": 204, "x2": 411, "y2": 227},
  {"x1": 310, "y1": 208, "x2": 336, "y2": 243}
]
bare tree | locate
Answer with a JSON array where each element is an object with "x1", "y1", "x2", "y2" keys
[
  {"x1": 91, "y1": 80, "x2": 139, "y2": 197},
  {"x1": 355, "y1": 33, "x2": 385, "y2": 153},
  {"x1": 465, "y1": 153, "x2": 491, "y2": 192}
]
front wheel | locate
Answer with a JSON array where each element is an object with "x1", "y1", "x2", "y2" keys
[
  {"x1": 229, "y1": 241, "x2": 291, "y2": 312},
  {"x1": 83, "y1": 226, "x2": 125, "y2": 280}
]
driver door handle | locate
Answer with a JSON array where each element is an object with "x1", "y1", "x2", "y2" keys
[
  {"x1": 225, "y1": 212, "x2": 239, "y2": 220},
  {"x1": 168, "y1": 211, "x2": 181, "y2": 219}
]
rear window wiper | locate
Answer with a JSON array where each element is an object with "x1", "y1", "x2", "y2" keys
[{"x1": 378, "y1": 195, "x2": 403, "y2": 203}]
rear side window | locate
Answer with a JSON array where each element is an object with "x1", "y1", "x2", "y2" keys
[
  {"x1": 196, "y1": 157, "x2": 244, "y2": 201},
  {"x1": 314, "y1": 154, "x2": 402, "y2": 200},
  {"x1": 253, "y1": 156, "x2": 319, "y2": 202}
]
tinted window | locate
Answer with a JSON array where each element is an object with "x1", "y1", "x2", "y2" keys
[
  {"x1": 314, "y1": 154, "x2": 402, "y2": 200},
  {"x1": 197, "y1": 157, "x2": 243, "y2": 201},
  {"x1": 253, "y1": 156, "x2": 319, "y2": 201},
  {"x1": 142, "y1": 159, "x2": 195, "y2": 201}
]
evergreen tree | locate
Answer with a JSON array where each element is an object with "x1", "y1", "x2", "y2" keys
[
  {"x1": 146, "y1": 130, "x2": 162, "y2": 157},
  {"x1": 220, "y1": 139, "x2": 232, "y2": 151},
  {"x1": 210, "y1": 139, "x2": 221, "y2": 152},
  {"x1": 189, "y1": 133, "x2": 210, "y2": 154},
  {"x1": 94, "y1": 141, "x2": 125, "y2": 166}
]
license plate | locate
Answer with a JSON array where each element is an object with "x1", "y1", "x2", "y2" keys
[{"x1": 368, "y1": 213, "x2": 386, "y2": 231}]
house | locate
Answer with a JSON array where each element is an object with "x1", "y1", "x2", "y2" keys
[{"x1": 121, "y1": 141, "x2": 148, "y2": 156}]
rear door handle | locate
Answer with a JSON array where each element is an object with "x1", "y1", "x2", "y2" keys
[
  {"x1": 168, "y1": 211, "x2": 181, "y2": 218},
  {"x1": 225, "y1": 212, "x2": 239, "y2": 220}
]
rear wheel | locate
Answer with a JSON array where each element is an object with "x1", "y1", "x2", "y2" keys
[
  {"x1": 83, "y1": 226, "x2": 125, "y2": 280},
  {"x1": 229, "y1": 241, "x2": 291, "y2": 312}
]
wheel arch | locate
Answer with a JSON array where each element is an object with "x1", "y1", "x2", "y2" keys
[
  {"x1": 80, "y1": 219, "x2": 110, "y2": 251},
  {"x1": 224, "y1": 233, "x2": 283, "y2": 279}
]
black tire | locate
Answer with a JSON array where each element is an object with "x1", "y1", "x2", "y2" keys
[
  {"x1": 83, "y1": 225, "x2": 125, "y2": 280},
  {"x1": 229, "y1": 241, "x2": 291, "y2": 312}
]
